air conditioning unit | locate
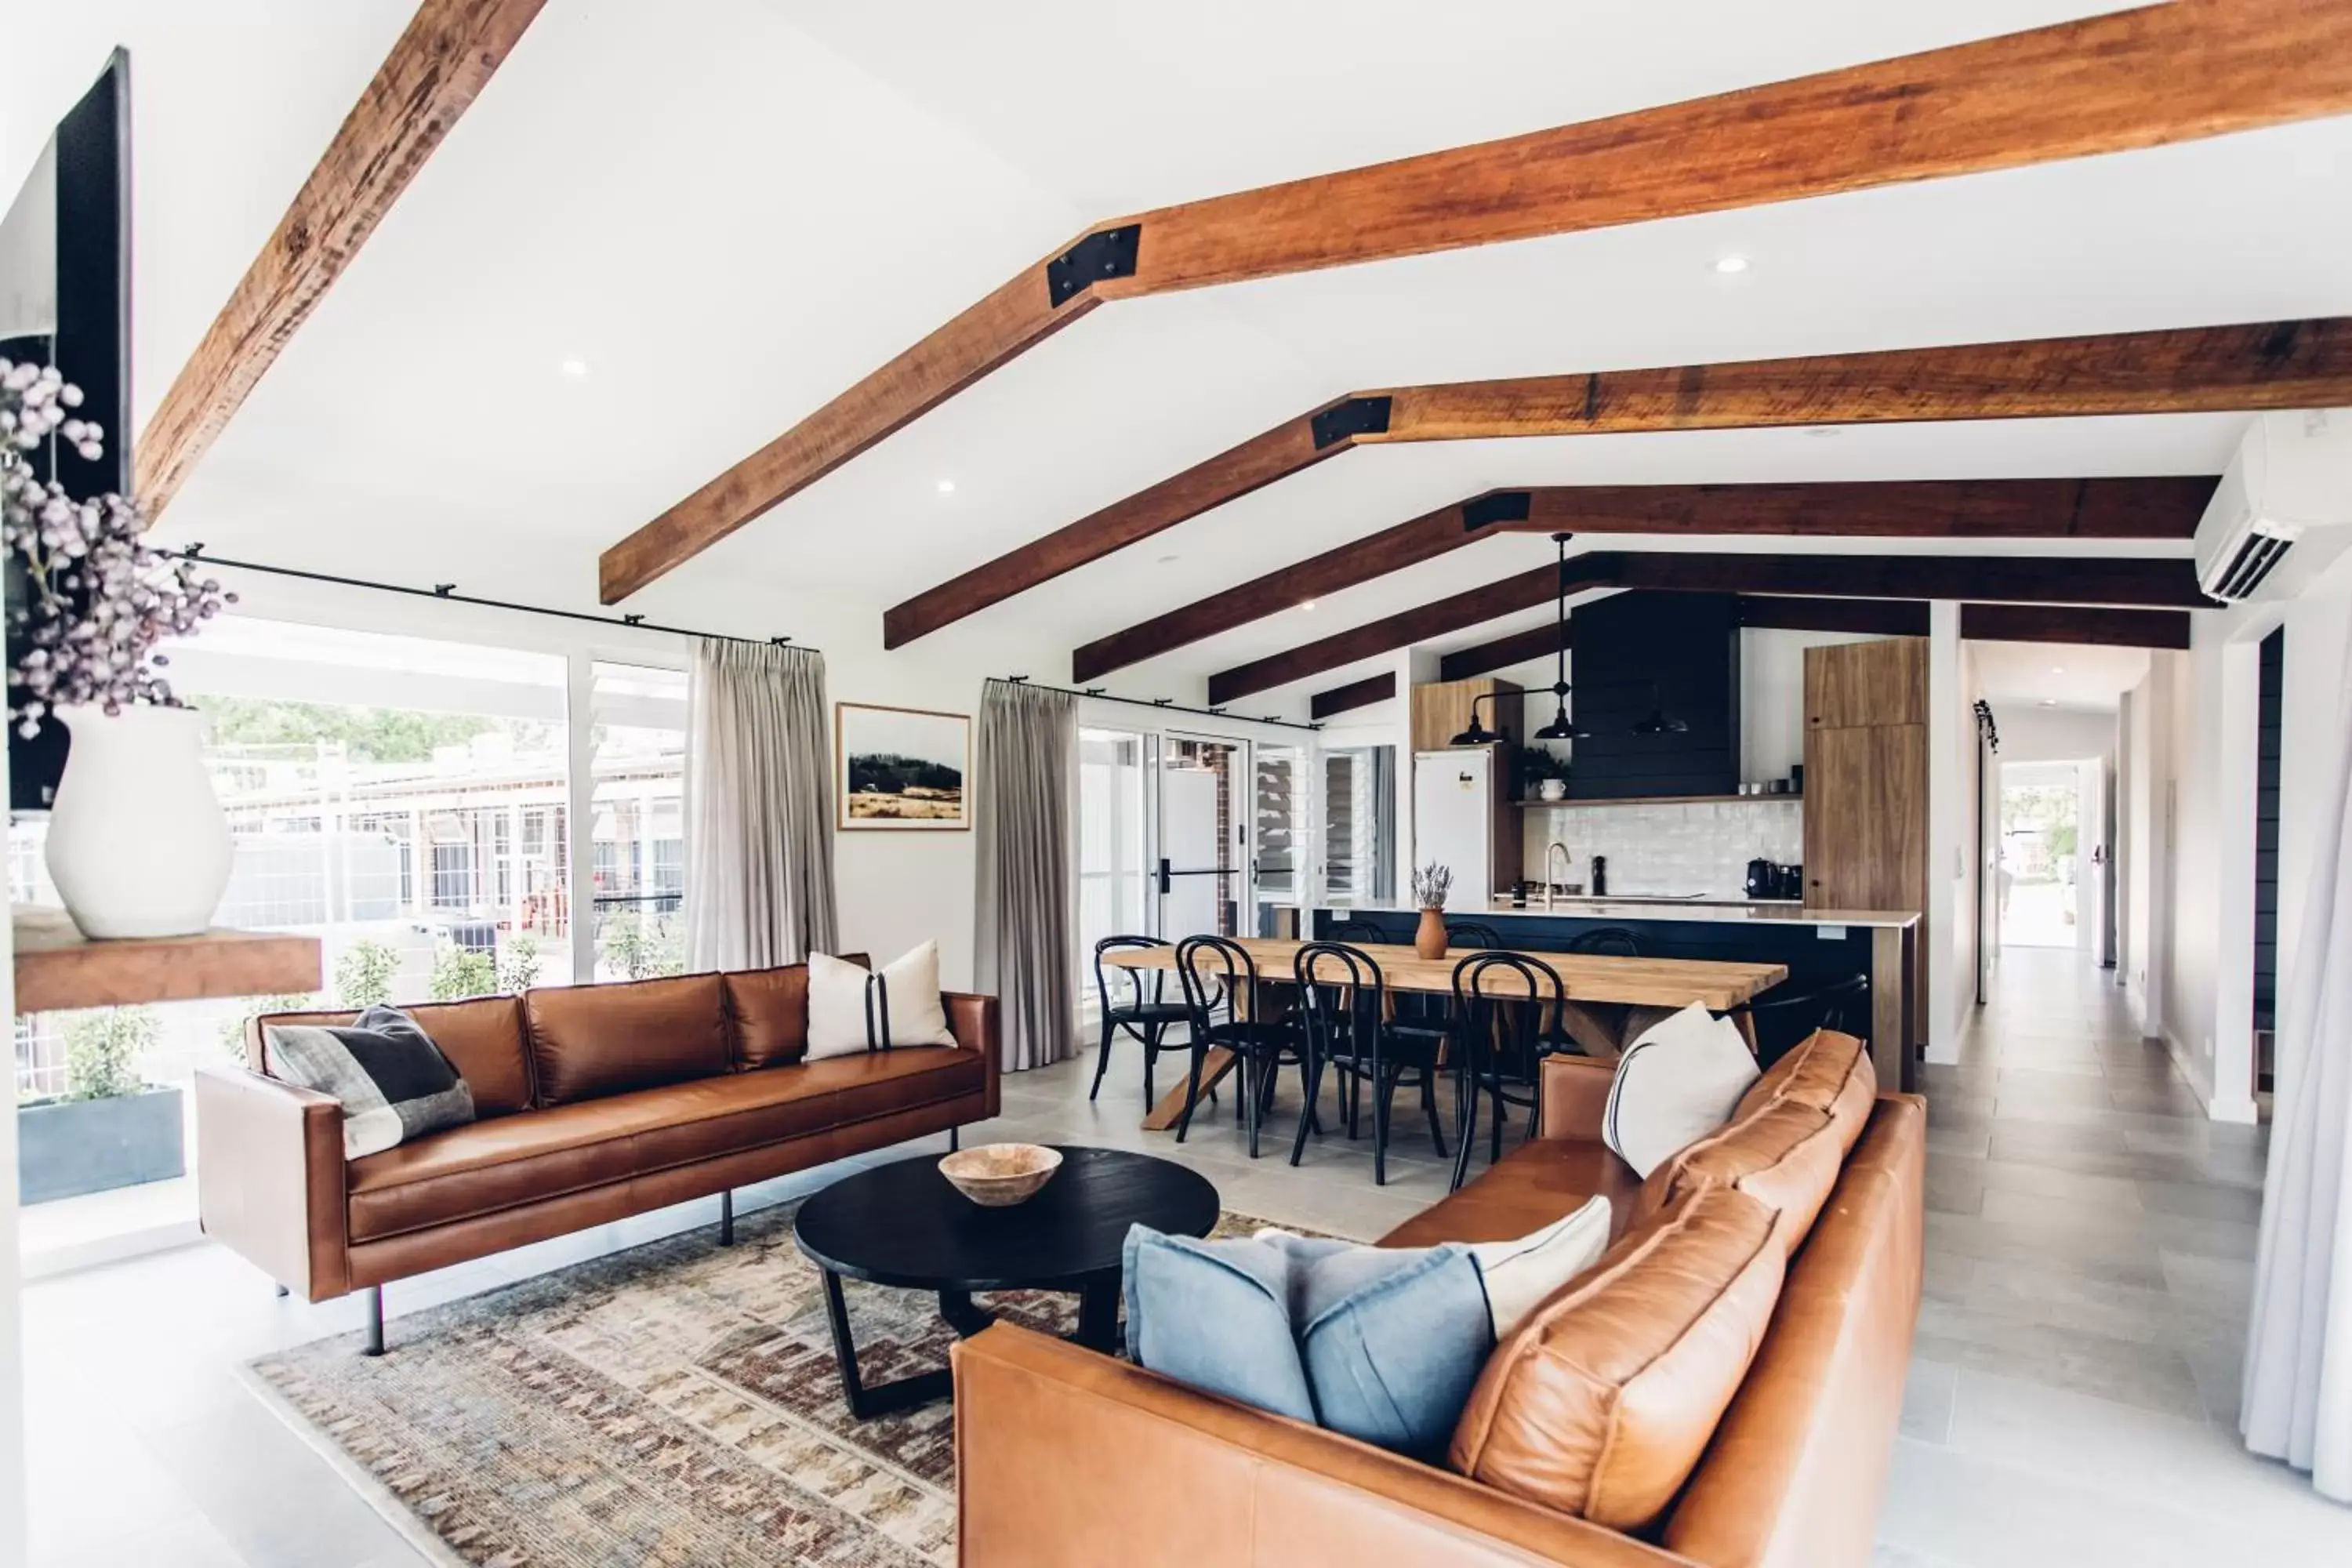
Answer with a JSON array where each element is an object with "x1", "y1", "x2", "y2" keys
[{"x1": 2194, "y1": 409, "x2": 2352, "y2": 603}]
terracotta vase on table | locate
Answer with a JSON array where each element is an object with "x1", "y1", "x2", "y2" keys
[{"x1": 1414, "y1": 907, "x2": 1449, "y2": 960}]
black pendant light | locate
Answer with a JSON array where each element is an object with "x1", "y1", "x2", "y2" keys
[
  {"x1": 1533, "y1": 532, "x2": 1588, "y2": 742},
  {"x1": 1449, "y1": 691, "x2": 1504, "y2": 746},
  {"x1": 1632, "y1": 680, "x2": 1690, "y2": 736}
]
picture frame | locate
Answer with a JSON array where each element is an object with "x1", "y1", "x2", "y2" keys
[{"x1": 835, "y1": 702, "x2": 971, "y2": 831}]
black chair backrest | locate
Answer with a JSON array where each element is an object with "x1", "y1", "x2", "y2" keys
[
  {"x1": 1173, "y1": 934, "x2": 1258, "y2": 1029},
  {"x1": 1742, "y1": 972, "x2": 1870, "y2": 1035},
  {"x1": 1447, "y1": 921, "x2": 1505, "y2": 949},
  {"x1": 1566, "y1": 925, "x2": 1641, "y2": 957},
  {"x1": 1448, "y1": 949, "x2": 1569, "y2": 1074},
  {"x1": 1293, "y1": 942, "x2": 1385, "y2": 1062},
  {"x1": 1326, "y1": 919, "x2": 1388, "y2": 945},
  {"x1": 1094, "y1": 935, "x2": 1169, "y2": 1014}
]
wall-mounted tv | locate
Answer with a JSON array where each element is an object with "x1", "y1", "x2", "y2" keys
[{"x1": 1, "y1": 48, "x2": 131, "y2": 811}]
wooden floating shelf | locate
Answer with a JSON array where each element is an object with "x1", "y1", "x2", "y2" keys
[
  {"x1": 1515, "y1": 792, "x2": 1803, "y2": 810},
  {"x1": 12, "y1": 906, "x2": 322, "y2": 1014}
]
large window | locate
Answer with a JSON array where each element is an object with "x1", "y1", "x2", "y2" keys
[
  {"x1": 1078, "y1": 728, "x2": 1150, "y2": 1013},
  {"x1": 1254, "y1": 742, "x2": 1305, "y2": 936},
  {"x1": 7, "y1": 619, "x2": 698, "y2": 1267},
  {"x1": 1321, "y1": 745, "x2": 1396, "y2": 906},
  {"x1": 589, "y1": 662, "x2": 689, "y2": 981}
]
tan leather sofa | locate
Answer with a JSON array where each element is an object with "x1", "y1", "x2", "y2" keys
[
  {"x1": 196, "y1": 960, "x2": 999, "y2": 1351},
  {"x1": 955, "y1": 1036, "x2": 1923, "y2": 1568}
]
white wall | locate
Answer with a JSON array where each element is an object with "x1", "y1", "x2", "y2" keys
[
  {"x1": 1927, "y1": 604, "x2": 1965, "y2": 1062},
  {"x1": 1739, "y1": 626, "x2": 1887, "y2": 782},
  {"x1": 1997, "y1": 705, "x2": 2118, "y2": 764}
]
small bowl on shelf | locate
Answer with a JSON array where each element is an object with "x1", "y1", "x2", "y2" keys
[{"x1": 939, "y1": 1142, "x2": 1062, "y2": 1207}]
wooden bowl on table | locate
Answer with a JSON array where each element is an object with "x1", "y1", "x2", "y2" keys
[{"x1": 938, "y1": 1142, "x2": 1063, "y2": 1207}]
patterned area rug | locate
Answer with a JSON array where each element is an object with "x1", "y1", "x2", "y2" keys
[{"x1": 248, "y1": 1198, "x2": 1283, "y2": 1567}]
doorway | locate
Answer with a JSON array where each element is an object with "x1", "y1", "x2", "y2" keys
[{"x1": 1998, "y1": 760, "x2": 2088, "y2": 949}]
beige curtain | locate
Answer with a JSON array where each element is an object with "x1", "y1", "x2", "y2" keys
[
  {"x1": 975, "y1": 679, "x2": 1077, "y2": 1072},
  {"x1": 684, "y1": 640, "x2": 838, "y2": 970}
]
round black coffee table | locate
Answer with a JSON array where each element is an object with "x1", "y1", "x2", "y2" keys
[{"x1": 793, "y1": 1145, "x2": 1218, "y2": 1417}]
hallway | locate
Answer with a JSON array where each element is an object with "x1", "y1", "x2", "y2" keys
[{"x1": 1881, "y1": 944, "x2": 2344, "y2": 1564}]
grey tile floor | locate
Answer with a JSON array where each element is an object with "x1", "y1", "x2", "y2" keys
[{"x1": 20, "y1": 944, "x2": 2352, "y2": 1565}]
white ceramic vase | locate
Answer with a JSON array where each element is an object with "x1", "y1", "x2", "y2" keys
[
  {"x1": 44, "y1": 704, "x2": 232, "y2": 939},
  {"x1": 1538, "y1": 779, "x2": 1568, "y2": 801}
]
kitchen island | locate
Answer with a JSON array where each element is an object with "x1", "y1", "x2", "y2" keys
[{"x1": 1312, "y1": 899, "x2": 1919, "y2": 1090}]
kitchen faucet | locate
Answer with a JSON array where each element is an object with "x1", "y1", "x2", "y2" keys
[{"x1": 1544, "y1": 840, "x2": 1575, "y2": 912}]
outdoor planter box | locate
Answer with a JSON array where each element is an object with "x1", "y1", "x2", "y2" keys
[{"x1": 17, "y1": 1085, "x2": 186, "y2": 1205}]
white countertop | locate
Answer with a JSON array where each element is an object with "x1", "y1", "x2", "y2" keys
[{"x1": 1342, "y1": 899, "x2": 1918, "y2": 929}]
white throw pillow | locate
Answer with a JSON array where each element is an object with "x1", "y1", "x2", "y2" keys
[
  {"x1": 806, "y1": 942, "x2": 957, "y2": 1060},
  {"x1": 1602, "y1": 1003, "x2": 1761, "y2": 1178},
  {"x1": 1465, "y1": 1195, "x2": 1614, "y2": 1338}
]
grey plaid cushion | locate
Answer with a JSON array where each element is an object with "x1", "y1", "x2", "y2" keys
[{"x1": 263, "y1": 1004, "x2": 477, "y2": 1160}]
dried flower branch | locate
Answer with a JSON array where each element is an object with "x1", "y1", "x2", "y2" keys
[
  {"x1": 1412, "y1": 861, "x2": 1454, "y2": 911},
  {"x1": 2, "y1": 359, "x2": 233, "y2": 736}
]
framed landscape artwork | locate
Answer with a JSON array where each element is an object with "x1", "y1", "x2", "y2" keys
[{"x1": 835, "y1": 702, "x2": 971, "y2": 831}]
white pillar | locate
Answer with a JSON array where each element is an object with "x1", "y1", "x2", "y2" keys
[
  {"x1": 2210, "y1": 634, "x2": 2263, "y2": 1123},
  {"x1": 1927, "y1": 602, "x2": 1964, "y2": 1064}
]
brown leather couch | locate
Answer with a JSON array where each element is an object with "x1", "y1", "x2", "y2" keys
[
  {"x1": 196, "y1": 960, "x2": 999, "y2": 1348},
  {"x1": 954, "y1": 1035, "x2": 1923, "y2": 1568}
]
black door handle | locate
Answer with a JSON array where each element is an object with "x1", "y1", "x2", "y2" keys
[{"x1": 1157, "y1": 858, "x2": 1171, "y2": 896}]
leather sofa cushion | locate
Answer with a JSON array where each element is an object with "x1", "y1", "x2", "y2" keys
[
  {"x1": 525, "y1": 973, "x2": 730, "y2": 1105},
  {"x1": 1737, "y1": 1027, "x2": 1876, "y2": 1127},
  {"x1": 726, "y1": 953, "x2": 869, "y2": 1069},
  {"x1": 254, "y1": 996, "x2": 533, "y2": 1117},
  {"x1": 347, "y1": 1046, "x2": 982, "y2": 1241},
  {"x1": 1381, "y1": 1138, "x2": 1640, "y2": 1250},
  {"x1": 1635, "y1": 1096, "x2": 1852, "y2": 1253},
  {"x1": 1447, "y1": 1186, "x2": 1783, "y2": 1532}
]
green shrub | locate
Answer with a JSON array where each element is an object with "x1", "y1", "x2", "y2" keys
[
  {"x1": 495, "y1": 933, "x2": 543, "y2": 994},
  {"x1": 604, "y1": 912, "x2": 685, "y2": 981},
  {"x1": 334, "y1": 938, "x2": 401, "y2": 1008},
  {"x1": 430, "y1": 942, "x2": 496, "y2": 1001},
  {"x1": 216, "y1": 993, "x2": 324, "y2": 1062},
  {"x1": 63, "y1": 1007, "x2": 158, "y2": 1101}
]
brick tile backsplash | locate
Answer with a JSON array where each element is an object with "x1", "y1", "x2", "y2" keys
[{"x1": 1519, "y1": 798, "x2": 1803, "y2": 898}]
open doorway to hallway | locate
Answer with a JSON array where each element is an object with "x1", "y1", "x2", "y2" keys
[{"x1": 1998, "y1": 760, "x2": 2090, "y2": 949}]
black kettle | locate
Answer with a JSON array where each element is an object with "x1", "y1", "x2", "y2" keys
[{"x1": 1745, "y1": 858, "x2": 1776, "y2": 900}]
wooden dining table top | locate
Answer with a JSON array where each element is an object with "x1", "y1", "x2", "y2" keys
[{"x1": 1103, "y1": 937, "x2": 1785, "y2": 1011}]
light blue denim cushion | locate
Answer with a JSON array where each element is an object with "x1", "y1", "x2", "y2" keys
[{"x1": 1122, "y1": 1225, "x2": 1495, "y2": 1457}]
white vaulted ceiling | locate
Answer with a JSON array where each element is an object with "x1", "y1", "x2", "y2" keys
[{"x1": 18, "y1": 0, "x2": 2352, "y2": 711}]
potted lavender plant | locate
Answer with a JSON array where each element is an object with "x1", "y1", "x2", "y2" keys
[
  {"x1": 2, "y1": 359, "x2": 234, "y2": 938},
  {"x1": 1412, "y1": 861, "x2": 1454, "y2": 960}
]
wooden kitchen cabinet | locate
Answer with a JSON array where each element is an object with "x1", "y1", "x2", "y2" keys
[
  {"x1": 1806, "y1": 637, "x2": 1927, "y2": 729},
  {"x1": 1410, "y1": 677, "x2": 1522, "y2": 755},
  {"x1": 1802, "y1": 637, "x2": 1930, "y2": 1048}
]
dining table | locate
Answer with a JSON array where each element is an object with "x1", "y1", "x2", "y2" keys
[{"x1": 1102, "y1": 937, "x2": 1788, "y2": 1131}]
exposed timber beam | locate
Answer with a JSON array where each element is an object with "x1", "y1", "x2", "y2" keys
[
  {"x1": 1310, "y1": 673, "x2": 1396, "y2": 720},
  {"x1": 1073, "y1": 477, "x2": 2213, "y2": 681},
  {"x1": 597, "y1": 0, "x2": 2352, "y2": 603},
  {"x1": 902, "y1": 316, "x2": 2343, "y2": 644},
  {"x1": 136, "y1": 0, "x2": 549, "y2": 517},
  {"x1": 1959, "y1": 601, "x2": 2193, "y2": 649},
  {"x1": 1439, "y1": 593, "x2": 2192, "y2": 679},
  {"x1": 1210, "y1": 551, "x2": 2209, "y2": 702}
]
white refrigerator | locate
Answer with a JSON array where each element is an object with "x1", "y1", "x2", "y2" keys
[{"x1": 1414, "y1": 748, "x2": 1501, "y2": 908}]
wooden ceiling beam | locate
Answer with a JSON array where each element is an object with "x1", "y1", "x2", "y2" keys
[
  {"x1": 903, "y1": 316, "x2": 2341, "y2": 645},
  {"x1": 597, "y1": 0, "x2": 2352, "y2": 602},
  {"x1": 1310, "y1": 672, "x2": 1397, "y2": 720},
  {"x1": 1212, "y1": 550, "x2": 2208, "y2": 702},
  {"x1": 1733, "y1": 596, "x2": 1934, "y2": 637},
  {"x1": 136, "y1": 0, "x2": 549, "y2": 517},
  {"x1": 1073, "y1": 476, "x2": 2213, "y2": 681},
  {"x1": 1959, "y1": 602, "x2": 2193, "y2": 649}
]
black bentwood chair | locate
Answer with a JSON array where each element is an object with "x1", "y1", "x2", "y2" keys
[
  {"x1": 1289, "y1": 942, "x2": 1448, "y2": 1185},
  {"x1": 1089, "y1": 935, "x2": 1198, "y2": 1105},
  {"x1": 1446, "y1": 950, "x2": 1573, "y2": 1192},
  {"x1": 1726, "y1": 972, "x2": 1871, "y2": 1045},
  {"x1": 1173, "y1": 935, "x2": 1310, "y2": 1158},
  {"x1": 1446, "y1": 922, "x2": 1506, "y2": 949}
]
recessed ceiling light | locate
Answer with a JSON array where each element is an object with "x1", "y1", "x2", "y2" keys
[
  {"x1": 2040, "y1": 699, "x2": 2059, "y2": 706},
  {"x1": 559, "y1": 358, "x2": 589, "y2": 377},
  {"x1": 1156, "y1": 554, "x2": 1180, "y2": 565},
  {"x1": 935, "y1": 478, "x2": 956, "y2": 495},
  {"x1": 1804, "y1": 426, "x2": 1841, "y2": 438},
  {"x1": 2052, "y1": 666, "x2": 2066, "y2": 675},
  {"x1": 1300, "y1": 600, "x2": 1317, "y2": 612},
  {"x1": 1714, "y1": 255, "x2": 1750, "y2": 274}
]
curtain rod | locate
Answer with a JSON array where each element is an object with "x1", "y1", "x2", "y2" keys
[
  {"x1": 996, "y1": 675, "x2": 1323, "y2": 733},
  {"x1": 170, "y1": 546, "x2": 810, "y2": 652}
]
